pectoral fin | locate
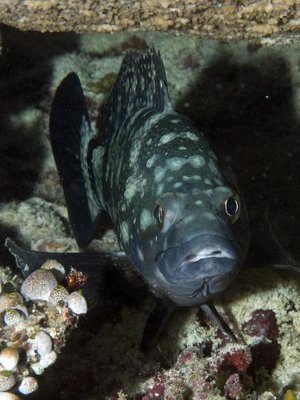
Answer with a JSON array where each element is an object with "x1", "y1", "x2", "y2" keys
[
  {"x1": 5, "y1": 238, "x2": 129, "y2": 278},
  {"x1": 50, "y1": 73, "x2": 104, "y2": 246}
]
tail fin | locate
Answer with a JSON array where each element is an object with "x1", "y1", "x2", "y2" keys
[
  {"x1": 50, "y1": 73, "x2": 103, "y2": 246},
  {"x1": 103, "y1": 48, "x2": 171, "y2": 136}
]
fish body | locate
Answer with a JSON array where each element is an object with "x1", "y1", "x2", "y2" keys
[{"x1": 50, "y1": 48, "x2": 249, "y2": 307}]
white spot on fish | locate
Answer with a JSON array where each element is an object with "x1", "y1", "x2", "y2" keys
[
  {"x1": 146, "y1": 155, "x2": 158, "y2": 168},
  {"x1": 140, "y1": 209, "x2": 152, "y2": 231},
  {"x1": 203, "y1": 212, "x2": 215, "y2": 221},
  {"x1": 179, "y1": 146, "x2": 187, "y2": 151},
  {"x1": 165, "y1": 155, "x2": 204, "y2": 172},
  {"x1": 124, "y1": 176, "x2": 146, "y2": 202},
  {"x1": 166, "y1": 157, "x2": 187, "y2": 171},
  {"x1": 174, "y1": 182, "x2": 182, "y2": 189},
  {"x1": 195, "y1": 200, "x2": 202, "y2": 206},
  {"x1": 182, "y1": 175, "x2": 202, "y2": 181},
  {"x1": 158, "y1": 132, "x2": 177, "y2": 146},
  {"x1": 181, "y1": 131, "x2": 199, "y2": 142},
  {"x1": 209, "y1": 151, "x2": 218, "y2": 161},
  {"x1": 120, "y1": 221, "x2": 129, "y2": 243},
  {"x1": 154, "y1": 166, "x2": 166, "y2": 182},
  {"x1": 129, "y1": 140, "x2": 142, "y2": 167},
  {"x1": 204, "y1": 188, "x2": 213, "y2": 196},
  {"x1": 157, "y1": 183, "x2": 164, "y2": 196},
  {"x1": 124, "y1": 176, "x2": 138, "y2": 202},
  {"x1": 208, "y1": 159, "x2": 218, "y2": 175},
  {"x1": 137, "y1": 246, "x2": 144, "y2": 261},
  {"x1": 185, "y1": 215, "x2": 195, "y2": 224},
  {"x1": 188, "y1": 155, "x2": 205, "y2": 168}
]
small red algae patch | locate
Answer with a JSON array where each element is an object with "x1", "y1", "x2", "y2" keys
[
  {"x1": 224, "y1": 373, "x2": 243, "y2": 399},
  {"x1": 242, "y1": 309, "x2": 280, "y2": 371},
  {"x1": 242, "y1": 309, "x2": 278, "y2": 339},
  {"x1": 214, "y1": 346, "x2": 252, "y2": 374}
]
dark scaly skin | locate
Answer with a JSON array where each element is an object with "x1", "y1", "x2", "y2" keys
[{"x1": 99, "y1": 50, "x2": 249, "y2": 307}]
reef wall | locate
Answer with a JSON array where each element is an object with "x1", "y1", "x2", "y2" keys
[{"x1": 0, "y1": 0, "x2": 300, "y2": 45}]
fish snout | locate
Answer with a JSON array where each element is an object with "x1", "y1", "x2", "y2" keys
[{"x1": 157, "y1": 234, "x2": 240, "y2": 305}]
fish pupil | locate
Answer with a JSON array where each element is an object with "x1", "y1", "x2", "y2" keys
[{"x1": 225, "y1": 196, "x2": 239, "y2": 216}]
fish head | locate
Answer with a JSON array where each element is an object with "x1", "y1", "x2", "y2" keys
[{"x1": 134, "y1": 186, "x2": 249, "y2": 307}]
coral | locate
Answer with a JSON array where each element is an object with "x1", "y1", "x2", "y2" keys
[
  {"x1": 0, "y1": 393, "x2": 20, "y2": 400},
  {"x1": 20, "y1": 269, "x2": 57, "y2": 301},
  {"x1": 0, "y1": 348, "x2": 19, "y2": 371},
  {"x1": 67, "y1": 291, "x2": 88, "y2": 315},
  {"x1": 48, "y1": 285, "x2": 69, "y2": 305},
  {"x1": 18, "y1": 377, "x2": 38, "y2": 395},
  {"x1": 41, "y1": 259, "x2": 66, "y2": 283},
  {"x1": 30, "y1": 331, "x2": 53, "y2": 357},
  {"x1": 0, "y1": 261, "x2": 88, "y2": 398}
]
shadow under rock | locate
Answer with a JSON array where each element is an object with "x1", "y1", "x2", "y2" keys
[
  {"x1": 0, "y1": 25, "x2": 79, "y2": 201},
  {"x1": 176, "y1": 49, "x2": 300, "y2": 266}
]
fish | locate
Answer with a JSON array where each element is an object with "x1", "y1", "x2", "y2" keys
[{"x1": 6, "y1": 48, "x2": 251, "y2": 348}]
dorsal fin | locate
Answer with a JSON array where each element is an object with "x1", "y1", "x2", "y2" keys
[
  {"x1": 103, "y1": 48, "x2": 171, "y2": 136},
  {"x1": 49, "y1": 73, "x2": 103, "y2": 247}
]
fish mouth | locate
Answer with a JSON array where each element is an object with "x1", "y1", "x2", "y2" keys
[{"x1": 155, "y1": 234, "x2": 240, "y2": 304}]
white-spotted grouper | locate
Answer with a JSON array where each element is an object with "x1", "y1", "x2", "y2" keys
[{"x1": 7, "y1": 48, "x2": 252, "y2": 348}]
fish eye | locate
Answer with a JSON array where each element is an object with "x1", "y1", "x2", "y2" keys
[
  {"x1": 224, "y1": 194, "x2": 240, "y2": 223},
  {"x1": 153, "y1": 204, "x2": 164, "y2": 228}
]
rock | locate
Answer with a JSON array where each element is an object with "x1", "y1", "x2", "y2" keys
[{"x1": 0, "y1": 1, "x2": 299, "y2": 45}]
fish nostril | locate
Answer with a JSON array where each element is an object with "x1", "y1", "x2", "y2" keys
[
  {"x1": 209, "y1": 250, "x2": 222, "y2": 256},
  {"x1": 185, "y1": 253, "x2": 196, "y2": 262}
]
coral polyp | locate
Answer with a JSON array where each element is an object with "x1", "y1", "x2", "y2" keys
[{"x1": 0, "y1": 261, "x2": 88, "y2": 397}]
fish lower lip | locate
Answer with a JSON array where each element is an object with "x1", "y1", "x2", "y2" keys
[{"x1": 161, "y1": 255, "x2": 239, "y2": 288}]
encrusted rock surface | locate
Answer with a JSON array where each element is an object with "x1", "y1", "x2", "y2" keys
[{"x1": 0, "y1": 1, "x2": 300, "y2": 44}]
